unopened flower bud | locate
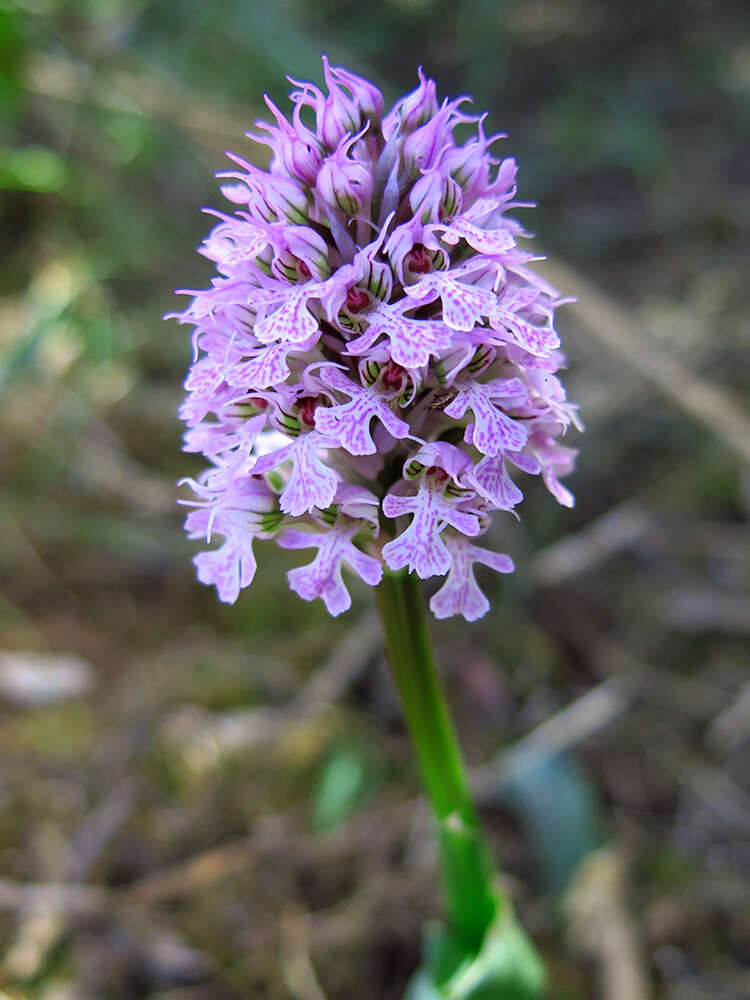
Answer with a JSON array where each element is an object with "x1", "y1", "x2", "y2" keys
[
  {"x1": 403, "y1": 108, "x2": 453, "y2": 177},
  {"x1": 327, "y1": 63, "x2": 384, "y2": 126},
  {"x1": 384, "y1": 66, "x2": 438, "y2": 138},
  {"x1": 284, "y1": 225, "x2": 332, "y2": 278},
  {"x1": 252, "y1": 97, "x2": 324, "y2": 186},
  {"x1": 317, "y1": 133, "x2": 373, "y2": 215},
  {"x1": 320, "y1": 55, "x2": 360, "y2": 149},
  {"x1": 445, "y1": 140, "x2": 488, "y2": 192},
  {"x1": 444, "y1": 117, "x2": 503, "y2": 196},
  {"x1": 251, "y1": 173, "x2": 309, "y2": 225},
  {"x1": 409, "y1": 167, "x2": 463, "y2": 222},
  {"x1": 221, "y1": 156, "x2": 311, "y2": 226}
]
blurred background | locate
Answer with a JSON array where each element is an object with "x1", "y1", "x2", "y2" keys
[{"x1": 1, "y1": 1, "x2": 749, "y2": 997}]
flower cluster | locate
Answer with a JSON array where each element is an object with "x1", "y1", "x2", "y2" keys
[{"x1": 172, "y1": 60, "x2": 579, "y2": 621}]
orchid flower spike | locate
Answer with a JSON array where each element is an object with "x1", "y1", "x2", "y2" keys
[{"x1": 169, "y1": 61, "x2": 580, "y2": 619}]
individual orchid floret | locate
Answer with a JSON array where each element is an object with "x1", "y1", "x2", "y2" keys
[
  {"x1": 182, "y1": 472, "x2": 280, "y2": 604},
  {"x1": 381, "y1": 443, "x2": 481, "y2": 579},
  {"x1": 402, "y1": 97, "x2": 475, "y2": 177},
  {"x1": 317, "y1": 129, "x2": 374, "y2": 216},
  {"x1": 318, "y1": 54, "x2": 362, "y2": 149},
  {"x1": 219, "y1": 157, "x2": 310, "y2": 225},
  {"x1": 326, "y1": 63, "x2": 385, "y2": 127},
  {"x1": 312, "y1": 363, "x2": 411, "y2": 456},
  {"x1": 251, "y1": 422, "x2": 340, "y2": 517},
  {"x1": 250, "y1": 96, "x2": 323, "y2": 186},
  {"x1": 464, "y1": 452, "x2": 525, "y2": 511},
  {"x1": 172, "y1": 60, "x2": 580, "y2": 618},
  {"x1": 527, "y1": 424, "x2": 578, "y2": 508},
  {"x1": 346, "y1": 298, "x2": 454, "y2": 369},
  {"x1": 441, "y1": 374, "x2": 529, "y2": 456},
  {"x1": 409, "y1": 164, "x2": 463, "y2": 224},
  {"x1": 269, "y1": 224, "x2": 332, "y2": 281},
  {"x1": 444, "y1": 114, "x2": 504, "y2": 200},
  {"x1": 382, "y1": 66, "x2": 439, "y2": 138}
]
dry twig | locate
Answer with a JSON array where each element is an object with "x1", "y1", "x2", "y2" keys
[{"x1": 564, "y1": 847, "x2": 652, "y2": 1000}]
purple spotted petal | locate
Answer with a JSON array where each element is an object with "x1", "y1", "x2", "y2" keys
[
  {"x1": 443, "y1": 378, "x2": 528, "y2": 456},
  {"x1": 279, "y1": 523, "x2": 382, "y2": 616},
  {"x1": 382, "y1": 480, "x2": 479, "y2": 579},
  {"x1": 404, "y1": 270, "x2": 497, "y2": 333},
  {"x1": 226, "y1": 336, "x2": 316, "y2": 390},
  {"x1": 347, "y1": 305, "x2": 453, "y2": 368},
  {"x1": 183, "y1": 412, "x2": 266, "y2": 457},
  {"x1": 194, "y1": 534, "x2": 258, "y2": 604},
  {"x1": 314, "y1": 368, "x2": 410, "y2": 455},
  {"x1": 488, "y1": 310, "x2": 560, "y2": 357},
  {"x1": 253, "y1": 431, "x2": 339, "y2": 515},
  {"x1": 466, "y1": 454, "x2": 523, "y2": 509},
  {"x1": 254, "y1": 285, "x2": 322, "y2": 344},
  {"x1": 438, "y1": 218, "x2": 516, "y2": 256},
  {"x1": 429, "y1": 534, "x2": 514, "y2": 621}
]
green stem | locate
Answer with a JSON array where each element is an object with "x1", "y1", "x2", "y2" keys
[{"x1": 375, "y1": 568, "x2": 497, "y2": 948}]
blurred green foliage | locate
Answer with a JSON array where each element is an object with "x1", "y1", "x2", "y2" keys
[{"x1": 311, "y1": 738, "x2": 381, "y2": 832}]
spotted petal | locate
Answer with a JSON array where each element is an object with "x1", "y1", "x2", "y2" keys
[
  {"x1": 404, "y1": 272, "x2": 496, "y2": 332},
  {"x1": 253, "y1": 431, "x2": 339, "y2": 516},
  {"x1": 382, "y1": 482, "x2": 479, "y2": 579},
  {"x1": 194, "y1": 533, "x2": 258, "y2": 604},
  {"x1": 443, "y1": 377, "x2": 528, "y2": 456},
  {"x1": 466, "y1": 454, "x2": 523, "y2": 509},
  {"x1": 489, "y1": 310, "x2": 560, "y2": 357},
  {"x1": 226, "y1": 338, "x2": 313, "y2": 390},
  {"x1": 314, "y1": 368, "x2": 410, "y2": 455},
  {"x1": 438, "y1": 217, "x2": 516, "y2": 256},
  {"x1": 183, "y1": 413, "x2": 266, "y2": 458},
  {"x1": 279, "y1": 523, "x2": 382, "y2": 616},
  {"x1": 347, "y1": 304, "x2": 452, "y2": 368},
  {"x1": 254, "y1": 285, "x2": 322, "y2": 344},
  {"x1": 429, "y1": 534, "x2": 514, "y2": 621}
]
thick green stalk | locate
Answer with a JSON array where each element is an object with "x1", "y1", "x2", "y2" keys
[{"x1": 375, "y1": 568, "x2": 497, "y2": 948}]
